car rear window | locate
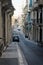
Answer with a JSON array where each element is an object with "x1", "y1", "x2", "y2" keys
[{"x1": 13, "y1": 31, "x2": 18, "y2": 35}]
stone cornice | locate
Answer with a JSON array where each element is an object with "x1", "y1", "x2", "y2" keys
[
  {"x1": 2, "y1": 0, "x2": 12, "y2": 7},
  {"x1": 1, "y1": 0, "x2": 15, "y2": 16},
  {"x1": 2, "y1": 2, "x2": 15, "y2": 12},
  {"x1": 1, "y1": 0, "x2": 15, "y2": 12}
]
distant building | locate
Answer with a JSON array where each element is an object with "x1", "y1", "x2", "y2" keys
[{"x1": 22, "y1": 0, "x2": 32, "y2": 39}]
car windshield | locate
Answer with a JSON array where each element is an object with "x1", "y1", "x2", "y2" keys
[{"x1": 13, "y1": 31, "x2": 18, "y2": 36}]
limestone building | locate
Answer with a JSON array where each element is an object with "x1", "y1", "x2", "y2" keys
[
  {"x1": 0, "y1": 0, "x2": 14, "y2": 54},
  {"x1": 30, "y1": 0, "x2": 43, "y2": 46}
]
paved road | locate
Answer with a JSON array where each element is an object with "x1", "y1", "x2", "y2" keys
[{"x1": 18, "y1": 31, "x2": 43, "y2": 65}]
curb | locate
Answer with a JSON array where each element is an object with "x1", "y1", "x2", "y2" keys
[{"x1": 17, "y1": 43, "x2": 28, "y2": 65}]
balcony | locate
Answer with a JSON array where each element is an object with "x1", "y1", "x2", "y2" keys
[
  {"x1": 29, "y1": 3, "x2": 32, "y2": 10},
  {"x1": 33, "y1": 0, "x2": 43, "y2": 10},
  {"x1": 33, "y1": 0, "x2": 39, "y2": 9},
  {"x1": 39, "y1": 0, "x2": 43, "y2": 5},
  {"x1": 29, "y1": 0, "x2": 32, "y2": 10}
]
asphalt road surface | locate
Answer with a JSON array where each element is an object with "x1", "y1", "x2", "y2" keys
[{"x1": 18, "y1": 31, "x2": 43, "y2": 65}]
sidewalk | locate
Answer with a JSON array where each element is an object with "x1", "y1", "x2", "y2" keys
[
  {"x1": 0, "y1": 42, "x2": 28, "y2": 65},
  {"x1": 1, "y1": 42, "x2": 18, "y2": 58}
]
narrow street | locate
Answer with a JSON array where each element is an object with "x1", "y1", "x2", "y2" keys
[
  {"x1": 0, "y1": 37, "x2": 28, "y2": 65},
  {"x1": 0, "y1": 31, "x2": 43, "y2": 65},
  {"x1": 0, "y1": 0, "x2": 43, "y2": 65},
  {"x1": 18, "y1": 31, "x2": 43, "y2": 65}
]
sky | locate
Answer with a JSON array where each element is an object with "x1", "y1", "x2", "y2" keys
[{"x1": 12, "y1": 0, "x2": 26, "y2": 18}]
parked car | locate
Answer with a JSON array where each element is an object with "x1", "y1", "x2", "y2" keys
[
  {"x1": 25, "y1": 35, "x2": 28, "y2": 38},
  {"x1": 13, "y1": 35, "x2": 19, "y2": 42},
  {"x1": 17, "y1": 29, "x2": 21, "y2": 31},
  {"x1": 12, "y1": 31, "x2": 19, "y2": 42}
]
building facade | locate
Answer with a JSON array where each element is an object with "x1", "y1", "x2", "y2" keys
[
  {"x1": 21, "y1": 0, "x2": 32, "y2": 39},
  {"x1": 31, "y1": 0, "x2": 43, "y2": 46},
  {"x1": 22, "y1": 4, "x2": 28, "y2": 36},
  {"x1": 0, "y1": 0, "x2": 14, "y2": 55}
]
